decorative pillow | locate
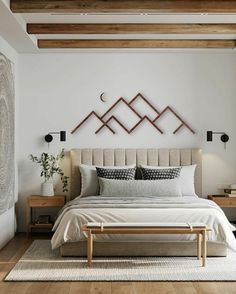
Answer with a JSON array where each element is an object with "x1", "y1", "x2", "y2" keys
[
  {"x1": 79, "y1": 165, "x2": 98, "y2": 197},
  {"x1": 96, "y1": 167, "x2": 136, "y2": 180},
  {"x1": 140, "y1": 164, "x2": 197, "y2": 196},
  {"x1": 79, "y1": 164, "x2": 135, "y2": 197},
  {"x1": 141, "y1": 167, "x2": 181, "y2": 180},
  {"x1": 99, "y1": 178, "x2": 182, "y2": 197}
]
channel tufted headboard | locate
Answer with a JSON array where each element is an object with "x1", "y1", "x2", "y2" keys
[{"x1": 70, "y1": 148, "x2": 202, "y2": 199}]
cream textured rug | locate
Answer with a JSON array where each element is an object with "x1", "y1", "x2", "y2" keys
[{"x1": 5, "y1": 240, "x2": 236, "y2": 281}]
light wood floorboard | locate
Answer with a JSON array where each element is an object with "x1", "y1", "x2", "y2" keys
[{"x1": 0, "y1": 234, "x2": 236, "y2": 294}]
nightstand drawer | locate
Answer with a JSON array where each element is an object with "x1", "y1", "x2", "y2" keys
[
  {"x1": 213, "y1": 198, "x2": 231, "y2": 206},
  {"x1": 28, "y1": 196, "x2": 65, "y2": 207},
  {"x1": 208, "y1": 196, "x2": 236, "y2": 207},
  {"x1": 228, "y1": 198, "x2": 236, "y2": 207}
]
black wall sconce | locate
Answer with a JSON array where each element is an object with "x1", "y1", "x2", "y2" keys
[
  {"x1": 45, "y1": 131, "x2": 66, "y2": 143},
  {"x1": 207, "y1": 131, "x2": 229, "y2": 148}
]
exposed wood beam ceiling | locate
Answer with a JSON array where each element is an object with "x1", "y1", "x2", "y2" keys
[
  {"x1": 38, "y1": 39, "x2": 236, "y2": 49},
  {"x1": 10, "y1": 0, "x2": 236, "y2": 13},
  {"x1": 27, "y1": 23, "x2": 236, "y2": 35},
  {"x1": 10, "y1": 0, "x2": 236, "y2": 49}
]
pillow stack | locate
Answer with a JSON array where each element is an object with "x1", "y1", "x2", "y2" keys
[
  {"x1": 79, "y1": 164, "x2": 135, "y2": 197},
  {"x1": 140, "y1": 164, "x2": 197, "y2": 196},
  {"x1": 78, "y1": 164, "x2": 197, "y2": 198}
]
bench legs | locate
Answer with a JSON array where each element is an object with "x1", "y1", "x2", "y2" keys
[
  {"x1": 85, "y1": 229, "x2": 208, "y2": 267},
  {"x1": 197, "y1": 233, "x2": 202, "y2": 260},
  {"x1": 202, "y1": 230, "x2": 207, "y2": 267},
  {"x1": 197, "y1": 230, "x2": 207, "y2": 267},
  {"x1": 87, "y1": 230, "x2": 93, "y2": 267}
]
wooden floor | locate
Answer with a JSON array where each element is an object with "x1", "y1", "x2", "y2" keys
[{"x1": 0, "y1": 234, "x2": 236, "y2": 294}]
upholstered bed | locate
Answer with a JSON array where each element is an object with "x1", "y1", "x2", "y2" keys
[{"x1": 51, "y1": 148, "x2": 236, "y2": 257}]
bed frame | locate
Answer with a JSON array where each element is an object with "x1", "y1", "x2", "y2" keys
[{"x1": 60, "y1": 148, "x2": 227, "y2": 257}]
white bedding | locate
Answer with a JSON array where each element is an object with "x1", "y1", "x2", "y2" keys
[{"x1": 51, "y1": 196, "x2": 236, "y2": 250}]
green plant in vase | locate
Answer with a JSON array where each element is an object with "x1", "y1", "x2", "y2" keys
[{"x1": 29, "y1": 149, "x2": 69, "y2": 196}]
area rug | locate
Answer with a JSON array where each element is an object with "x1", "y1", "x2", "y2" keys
[{"x1": 5, "y1": 240, "x2": 236, "y2": 281}]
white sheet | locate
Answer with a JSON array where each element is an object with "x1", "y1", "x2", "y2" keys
[{"x1": 51, "y1": 196, "x2": 236, "y2": 250}]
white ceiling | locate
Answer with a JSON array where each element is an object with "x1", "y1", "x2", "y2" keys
[
  {"x1": 1, "y1": 0, "x2": 236, "y2": 53},
  {"x1": 21, "y1": 13, "x2": 236, "y2": 24},
  {"x1": 0, "y1": 1, "x2": 37, "y2": 52}
]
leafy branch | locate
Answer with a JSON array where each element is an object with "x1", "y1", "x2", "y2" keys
[{"x1": 29, "y1": 149, "x2": 69, "y2": 192}]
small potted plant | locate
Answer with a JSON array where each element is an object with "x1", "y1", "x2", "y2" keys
[{"x1": 29, "y1": 149, "x2": 69, "y2": 196}]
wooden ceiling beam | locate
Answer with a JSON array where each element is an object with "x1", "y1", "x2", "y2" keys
[
  {"x1": 27, "y1": 23, "x2": 236, "y2": 35},
  {"x1": 38, "y1": 39, "x2": 236, "y2": 49},
  {"x1": 11, "y1": 0, "x2": 236, "y2": 13}
]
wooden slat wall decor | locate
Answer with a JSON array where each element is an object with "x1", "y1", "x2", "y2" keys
[
  {"x1": 71, "y1": 93, "x2": 195, "y2": 135},
  {"x1": 27, "y1": 23, "x2": 236, "y2": 35},
  {"x1": 10, "y1": 0, "x2": 236, "y2": 13},
  {"x1": 38, "y1": 39, "x2": 235, "y2": 49}
]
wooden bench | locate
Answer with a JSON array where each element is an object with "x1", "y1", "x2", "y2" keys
[{"x1": 82, "y1": 222, "x2": 211, "y2": 267}]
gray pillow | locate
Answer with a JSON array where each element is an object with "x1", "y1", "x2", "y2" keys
[
  {"x1": 99, "y1": 178, "x2": 182, "y2": 197},
  {"x1": 79, "y1": 165, "x2": 98, "y2": 197},
  {"x1": 79, "y1": 164, "x2": 135, "y2": 197}
]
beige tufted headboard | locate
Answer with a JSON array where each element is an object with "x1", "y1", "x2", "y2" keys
[{"x1": 70, "y1": 148, "x2": 202, "y2": 199}]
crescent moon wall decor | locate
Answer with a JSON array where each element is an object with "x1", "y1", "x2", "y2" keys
[
  {"x1": 0, "y1": 53, "x2": 15, "y2": 215},
  {"x1": 71, "y1": 93, "x2": 195, "y2": 135},
  {"x1": 100, "y1": 92, "x2": 106, "y2": 102}
]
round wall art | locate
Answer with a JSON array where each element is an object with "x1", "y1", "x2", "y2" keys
[{"x1": 0, "y1": 53, "x2": 15, "y2": 215}]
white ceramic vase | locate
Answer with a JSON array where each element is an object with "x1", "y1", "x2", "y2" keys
[{"x1": 41, "y1": 181, "x2": 54, "y2": 196}]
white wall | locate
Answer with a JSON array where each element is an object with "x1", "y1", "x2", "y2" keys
[
  {"x1": 0, "y1": 36, "x2": 18, "y2": 248},
  {"x1": 18, "y1": 51, "x2": 236, "y2": 231}
]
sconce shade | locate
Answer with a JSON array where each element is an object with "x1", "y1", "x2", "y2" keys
[
  {"x1": 207, "y1": 131, "x2": 213, "y2": 142},
  {"x1": 206, "y1": 130, "x2": 229, "y2": 148},
  {"x1": 44, "y1": 131, "x2": 66, "y2": 144},
  {"x1": 45, "y1": 134, "x2": 53, "y2": 143},
  {"x1": 60, "y1": 131, "x2": 66, "y2": 142},
  {"x1": 221, "y1": 134, "x2": 229, "y2": 143}
]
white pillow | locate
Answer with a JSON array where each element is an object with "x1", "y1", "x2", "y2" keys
[
  {"x1": 79, "y1": 164, "x2": 135, "y2": 197},
  {"x1": 140, "y1": 164, "x2": 197, "y2": 197},
  {"x1": 99, "y1": 178, "x2": 182, "y2": 197},
  {"x1": 79, "y1": 165, "x2": 98, "y2": 197}
]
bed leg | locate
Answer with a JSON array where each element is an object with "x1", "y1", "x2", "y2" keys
[{"x1": 87, "y1": 230, "x2": 93, "y2": 267}]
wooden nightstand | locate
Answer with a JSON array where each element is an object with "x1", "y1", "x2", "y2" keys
[
  {"x1": 208, "y1": 195, "x2": 236, "y2": 207},
  {"x1": 26, "y1": 195, "x2": 66, "y2": 234},
  {"x1": 208, "y1": 195, "x2": 236, "y2": 231}
]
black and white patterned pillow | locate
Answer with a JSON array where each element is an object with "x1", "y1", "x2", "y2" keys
[
  {"x1": 141, "y1": 167, "x2": 181, "y2": 180},
  {"x1": 96, "y1": 167, "x2": 136, "y2": 180}
]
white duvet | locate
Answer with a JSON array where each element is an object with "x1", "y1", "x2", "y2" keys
[{"x1": 51, "y1": 196, "x2": 236, "y2": 250}]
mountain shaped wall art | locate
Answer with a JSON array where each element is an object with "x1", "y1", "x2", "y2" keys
[{"x1": 71, "y1": 93, "x2": 195, "y2": 135}]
